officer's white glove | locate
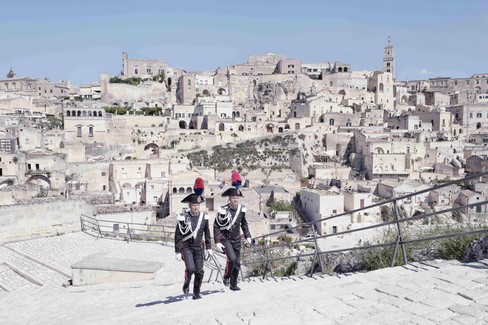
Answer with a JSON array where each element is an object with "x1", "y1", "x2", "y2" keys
[
  {"x1": 175, "y1": 253, "x2": 182, "y2": 262},
  {"x1": 246, "y1": 237, "x2": 252, "y2": 245},
  {"x1": 206, "y1": 249, "x2": 214, "y2": 257},
  {"x1": 216, "y1": 243, "x2": 225, "y2": 253}
]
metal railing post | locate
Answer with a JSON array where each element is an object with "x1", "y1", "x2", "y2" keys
[
  {"x1": 262, "y1": 237, "x2": 273, "y2": 278},
  {"x1": 161, "y1": 225, "x2": 166, "y2": 245},
  {"x1": 80, "y1": 215, "x2": 84, "y2": 232},
  {"x1": 127, "y1": 223, "x2": 132, "y2": 242},
  {"x1": 308, "y1": 223, "x2": 323, "y2": 276},
  {"x1": 390, "y1": 200, "x2": 408, "y2": 267},
  {"x1": 95, "y1": 218, "x2": 102, "y2": 239}
]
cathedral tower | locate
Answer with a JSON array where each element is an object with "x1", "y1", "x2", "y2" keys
[{"x1": 383, "y1": 37, "x2": 395, "y2": 80}]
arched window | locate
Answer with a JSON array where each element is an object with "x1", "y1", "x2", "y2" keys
[
  {"x1": 135, "y1": 68, "x2": 138, "y2": 75},
  {"x1": 329, "y1": 119, "x2": 335, "y2": 126},
  {"x1": 379, "y1": 83, "x2": 384, "y2": 92}
]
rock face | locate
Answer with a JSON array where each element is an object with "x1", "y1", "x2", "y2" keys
[
  {"x1": 254, "y1": 80, "x2": 297, "y2": 105},
  {"x1": 463, "y1": 236, "x2": 488, "y2": 262}
]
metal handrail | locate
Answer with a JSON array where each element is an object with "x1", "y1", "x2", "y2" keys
[
  {"x1": 80, "y1": 214, "x2": 176, "y2": 244},
  {"x1": 239, "y1": 172, "x2": 488, "y2": 278}
]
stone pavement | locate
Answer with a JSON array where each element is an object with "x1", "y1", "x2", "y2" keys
[{"x1": 1, "y1": 232, "x2": 488, "y2": 324}]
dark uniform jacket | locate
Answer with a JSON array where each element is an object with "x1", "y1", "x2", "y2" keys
[
  {"x1": 175, "y1": 211, "x2": 212, "y2": 253},
  {"x1": 214, "y1": 203, "x2": 251, "y2": 243}
]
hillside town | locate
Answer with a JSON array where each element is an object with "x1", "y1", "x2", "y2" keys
[{"x1": 1, "y1": 38, "x2": 488, "y2": 244}]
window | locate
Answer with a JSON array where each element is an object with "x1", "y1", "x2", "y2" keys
[
  {"x1": 332, "y1": 209, "x2": 337, "y2": 214},
  {"x1": 113, "y1": 224, "x2": 119, "y2": 231},
  {"x1": 77, "y1": 126, "x2": 82, "y2": 137},
  {"x1": 88, "y1": 126, "x2": 94, "y2": 137},
  {"x1": 477, "y1": 113, "x2": 482, "y2": 118},
  {"x1": 134, "y1": 68, "x2": 138, "y2": 74},
  {"x1": 147, "y1": 68, "x2": 152, "y2": 74},
  {"x1": 102, "y1": 172, "x2": 107, "y2": 176},
  {"x1": 188, "y1": 80, "x2": 191, "y2": 86}
]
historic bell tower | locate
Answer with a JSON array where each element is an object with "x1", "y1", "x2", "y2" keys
[{"x1": 383, "y1": 36, "x2": 395, "y2": 80}]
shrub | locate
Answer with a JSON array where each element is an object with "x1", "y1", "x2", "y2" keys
[{"x1": 363, "y1": 228, "x2": 414, "y2": 270}]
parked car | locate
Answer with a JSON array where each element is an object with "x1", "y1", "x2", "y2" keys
[{"x1": 300, "y1": 233, "x2": 315, "y2": 241}]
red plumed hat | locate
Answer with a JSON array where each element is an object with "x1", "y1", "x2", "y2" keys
[
  {"x1": 231, "y1": 171, "x2": 242, "y2": 183},
  {"x1": 193, "y1": 177, "x2": 204, "y2": 190}
]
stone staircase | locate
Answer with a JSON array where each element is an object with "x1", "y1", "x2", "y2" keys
[
  {"x1": 1, "y1": 233, "x2": 488, "y2": 324},
  {"x1": 0, "y1": 245, "x2": 70, "y2": 301}
]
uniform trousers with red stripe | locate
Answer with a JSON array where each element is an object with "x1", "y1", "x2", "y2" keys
[
  {"x1": 181, "y1": 244, "x2": 204, "y2": 295},
  {"x1": 223, "y1": 239, "x2": 242, "y2": 287}
]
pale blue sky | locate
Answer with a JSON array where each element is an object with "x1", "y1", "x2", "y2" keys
[{"x1": 1, "y1": 0, "x2": 487, "y2": 85}]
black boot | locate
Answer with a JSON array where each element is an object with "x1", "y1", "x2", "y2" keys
[
  {"x1": 183, "y1": 276, "x2": 191, "y2": 294},
  {"x1": 223, "y1": 277, "x2": 230, "y2": 286},
  {"x1": 193, "y1": 274, "x2": 203, "y2": 298},
  {"x1": 230, "y1": 285, "x2": 241, "y2": 291},
  {"x1": 229, "y1": 268, "x2": 240, "y2": 291}
]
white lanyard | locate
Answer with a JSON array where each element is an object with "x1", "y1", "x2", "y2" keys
[
  {"x1": 182, "y1": 212, "x2": 204, "y2": 242},
  {"x1": 222, "y1": 204, "x2": 241, "y2": 231}
]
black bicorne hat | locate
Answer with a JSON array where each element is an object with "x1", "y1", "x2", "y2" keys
[
  {"x1": 221, "y1": 187, "x2": 243, "y2": 197},
  {"x1": 181, "y1": 193, "x2": 205, "y2": 204}
]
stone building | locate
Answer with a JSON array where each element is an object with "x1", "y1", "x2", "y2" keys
[
  {"x1": 367, "y1": 71, "x2": 394, "y2": 110},
  {"x1": 354, "y1": 130, "x2": 427, "y2": 180},
  {"x1": 63, "y1": 106, "x2": 108, "y2": 143},
  {"x1": 299, "y1": 188, "x2": 346, "y2": 235}
]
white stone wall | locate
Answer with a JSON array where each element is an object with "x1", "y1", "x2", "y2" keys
[{"x1": 0, "y1": 199, "x2": 93, "y2": 243}]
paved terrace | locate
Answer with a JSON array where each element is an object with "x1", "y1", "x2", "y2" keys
[{"x1": 1, "y1": 232, "x2": 488, "y2": 324}]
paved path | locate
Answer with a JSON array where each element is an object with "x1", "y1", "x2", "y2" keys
[{"x1": 1, "y1": 232, "x2": 488, "y2": 324}]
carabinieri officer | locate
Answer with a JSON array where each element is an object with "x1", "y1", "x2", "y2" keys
[
  {"x1": 214, "y1": 186, "x2": 252, "y2": 291},
  {"x1": 175, "y1": 193, "x2": 213, "y2": 299}
]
